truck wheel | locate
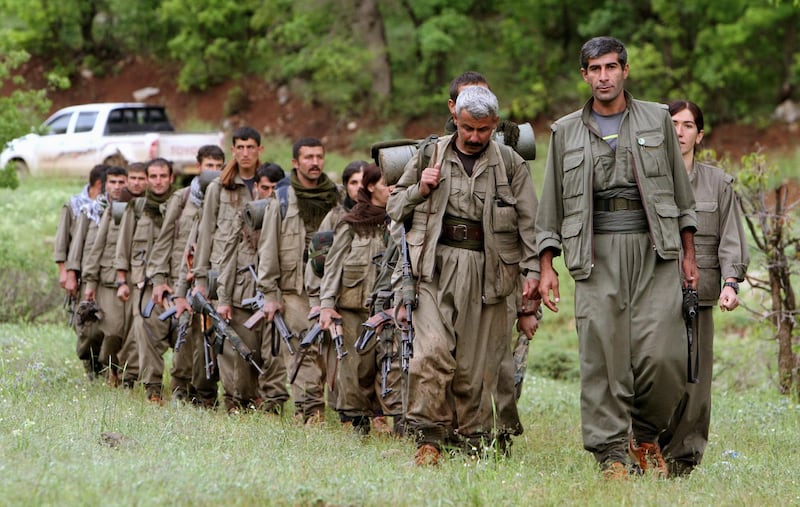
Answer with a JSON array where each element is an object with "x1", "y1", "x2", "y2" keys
[{"x1": 12, "y1": 159, "x2": 29, "y2": 178}]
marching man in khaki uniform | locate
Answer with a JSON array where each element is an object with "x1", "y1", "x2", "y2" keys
[{"x1": 114, "y1": 158, "x2": 175, "y2": 403}]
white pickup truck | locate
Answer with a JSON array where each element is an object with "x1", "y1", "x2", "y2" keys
[{"x1": 1, "y1": 102, "x2": 225, "y2": 177}]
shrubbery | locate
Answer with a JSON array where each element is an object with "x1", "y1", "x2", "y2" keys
[{"x1": 0, "y1": 180, "x2": 73, "y2": 323}]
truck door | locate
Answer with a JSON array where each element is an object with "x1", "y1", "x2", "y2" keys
[
  {"x1": 63, "y1": 110, "x2": 100, "y2": 176},
  {"x1": 38, "y1": 112, "x2": 75, "y2": 174}
]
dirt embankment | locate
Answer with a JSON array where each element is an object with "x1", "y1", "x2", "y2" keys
[{"x1": 9, "y1": 56, "x2": 800, "y2": 160}]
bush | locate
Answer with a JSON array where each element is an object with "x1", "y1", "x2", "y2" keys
[
  {"x1": 0, "y1": 269, "x2": 63, "y2": 323},
  {"x1": 0, "y1": 163, "x2": 20, "y2": 190}
]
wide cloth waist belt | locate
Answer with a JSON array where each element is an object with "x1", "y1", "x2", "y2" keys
[{"x1": 594, "y1": 197, "x2": 643, "y2": 212}]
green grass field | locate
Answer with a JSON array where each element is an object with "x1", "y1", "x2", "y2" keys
[{"x1": 1, "y1": 167, "x2": 799, "y2": 506}]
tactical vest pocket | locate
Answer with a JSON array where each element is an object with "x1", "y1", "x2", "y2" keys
[
  {"x1": 337, "y1": 263, "x2": 368, "y2": 310},
  {"x1": 278, "y1": 228, "x2": 302, "y2": 293},
  {"x1": 492, "y1": 199, "x2": 518, "y2": 233},
  {"x1": 560, "y1": 216, "x2": 584, "y2": 274},
  {"x1": 562, "y1": 150, "x2": 585, "y2": 198},
  {"x1": 697, "y1": 265, "x2": 722, "y2": 303},
  {"x1": 100, "y1": 265, "x2": 117, "y2": 287},
  {"x1": 494, "y1": 236, "x2": 521, "y2": 298},
  {"x1": 635, "y1": 129, "x2": 669, "y2": 177},
  {"x1": 652, "y1": 202, "x2": 681, "y2": 257},
  {"x1": 405, "y1": 227, "x2": 426, "y2": 279},
  {"x1": 232, "y1": 267, "x2": 255, "y2": 308},
  {"x1": 696, "y1": 200, "x2": 718, "y2": 236}
]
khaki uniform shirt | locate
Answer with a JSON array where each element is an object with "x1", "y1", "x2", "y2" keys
[
  {"x1": 192, "y1": 173, "x2": 253, "y2": 294},
  {"x1": 53, "y1": 204, "x2": 75, "y2": 264},
  {"x1": 256, "y1": 186, "x2": 314, "y2": 304},
  {"x1": 148, "y1": 188, "x2": 201, "y2": 289},
  {"x1": 386, "y1": 135, "x2": 539, "y2": 306},
  {"x1": 319, "y1": 221, "x2": 386, "y2": 311},
  {"x1": 305, "y1": 205, "x2": 348, "y2": 308},
  {"x1": 83, "y1": 208, "x2": 122, "y2": 292},
  {"x1": 66, "y1": 210, "x2": 104, "y2": 275},
  {"x1": 691, "y1": 162, "x2": 750, "y2": 305},
  {"x1": 114, "y1": 199, "x2": 166, "y2": 287}
]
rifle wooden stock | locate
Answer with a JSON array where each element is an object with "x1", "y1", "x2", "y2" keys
[{"x1": 243, "y1": 309, "x2": 266, "y2": 329}]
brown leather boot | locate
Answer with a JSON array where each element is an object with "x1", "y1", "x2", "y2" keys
[
  {"x1": 601, "y1": 461, "x2": 630, "y2": 480},
  {"x1": 629, "y1": 440, "x2": 669, "y2": 478},
  {"x1": 147, "y1": 393, "x2": 164, "y2": 406},
  {"x1": 372, "y1": 416, "x2": 392, "y2": 435},
  {"x1": 106, "y1": 370, "x2": 121, "y2": 388},
  {"x1": 414, "y1": 444, "x2": 442, "y2": 466}
]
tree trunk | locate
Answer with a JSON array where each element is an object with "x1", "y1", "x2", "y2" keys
[
  {"x1": 352, "y1": 0, "x2": 392, "y2": 99},
  {"x1": 764, "y1": 183, "x2": 799, "y2": 394}
]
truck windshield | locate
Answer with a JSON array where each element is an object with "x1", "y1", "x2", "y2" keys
[
  {"x1": 46, "y1": 113, "x2": 72, "y2": 135},
  {"x1": 105, "y1": 107, "x2": 175, "y2": 134}
]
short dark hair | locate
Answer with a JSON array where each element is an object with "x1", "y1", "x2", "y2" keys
[
  {"x1": 127, "y1": 162, "x2": 147, "y2": 175},
  {"x1": 89, "y1": 164, "x2": 108, "y2": 186},
  {"x1": 292, "y1": 137, "x2": 324, "y2": 159},
  {"x1": 147, "y1": 157, "x2": 173, "y2": 176},
  {"x1": 449, "y1": 71, "x2": 489, "y2": 102},
  {"x1": 580, "y1": 36, "x2": 628, "y2": 70},
  {"x1": 197, "y1": 144, "x2": 225, "y2": 164},
  {"x1": 232, "y1": 126, "x2": 261, "y2": 146},
  {"x1": 342, "y1": 160, "x2": 368, "y2": 185},
  {"x1": 256, "y1": 162, "x2": 285, "y2": 183},
  {"x1": 106, "y1": 165, "x2": 128, "y2": 178}
]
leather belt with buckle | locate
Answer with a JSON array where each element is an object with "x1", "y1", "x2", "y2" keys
[{"x1": 441, "y1": 223, "x2": 483, "y2": 242}]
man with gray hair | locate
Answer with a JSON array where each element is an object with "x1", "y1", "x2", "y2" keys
[{"x1": 388, "y1": 85, "x2": 540, "y2": 465}]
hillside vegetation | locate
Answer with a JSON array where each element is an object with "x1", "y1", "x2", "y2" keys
[{"x1": 2, "y1": 0, "x2": 799, "y2": 129}]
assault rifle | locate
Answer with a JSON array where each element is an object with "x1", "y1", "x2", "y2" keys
[
  {"x1": 158, "y1": 297, "x2": 192, "y2": 352},
  {"x1": 64, "y1": 293, "x2": 78, "y2": 327},
  {"x1": 190, "y1": 291, "x2": 263, "y2": 376},
  {"x1": 399, "y1": 226, "x2": 416, "y2": 373},
  {"x1": 297, "y1": 309, "x2": 347, "y2": 358},
  {"x1": 683, "y1": 287, "x2": 699, "y2": 384},
  {"x1": 241, "y1": 264, "x2": 295, "y2": 355},
  {"x1": 290, "y1": 308, "x2": 325, "y2": 385},
  {"x1": 377, "y1": 320, "x2": 395, "y2": 398},
  {"x1": 330, "y1": 318, "x2": 347, "y2": 360},
  {"x1": 355, "y1": 309, "x2": 393, "y2": 352}
]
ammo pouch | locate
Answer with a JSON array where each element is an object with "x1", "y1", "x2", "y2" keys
[{"x1": 308, "y1": 230, "x2": 334, "y2": 278}]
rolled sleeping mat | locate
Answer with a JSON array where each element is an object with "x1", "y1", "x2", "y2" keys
[
  {"x1": 244, "y1": 198, "x2": 270, "y2": 231},
  {"x1": 197, "y1": 170, "x2": 221, "y2": 193},
  {"x1": 370, "y1": 122, "x2": 536, "y2": 186},
  {"x1": 111, "y1": 200, "x2": 127, "y2": 226}
]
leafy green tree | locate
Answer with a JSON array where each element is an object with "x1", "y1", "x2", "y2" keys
[
  {"x1": 0, "y1": 50, "x2": 52, "y2": 187},
  {"x1": 158, "y1": 0, "x2": 259, "y2": 91}
]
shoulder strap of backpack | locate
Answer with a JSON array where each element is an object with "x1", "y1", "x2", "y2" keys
[
  {"x1": 276, "y1": 180, "x2": 290, "y2": 220},
  {"x1": 416, "y1": 135, "x2": 440, "y2": 179},
  {"x1": 134, "y1": 197, "x2": 146, "y2": 220},
  {"x1": 499, "y1": 143, "x2": 514, "y2": 185}
]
